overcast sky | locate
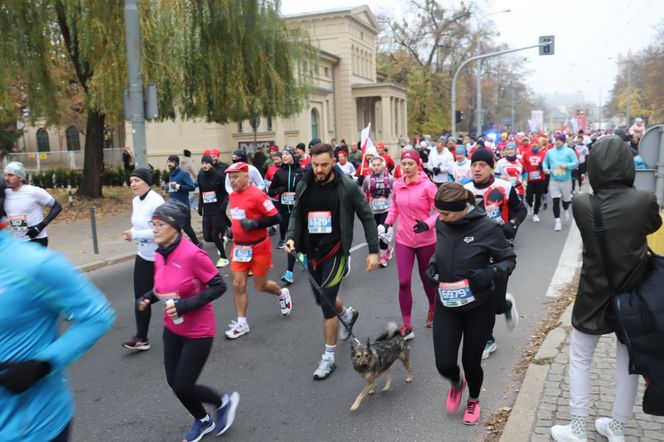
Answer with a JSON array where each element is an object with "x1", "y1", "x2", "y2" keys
[{"x1": 281, "y1": 0, "x2": 663, "y2": 107}]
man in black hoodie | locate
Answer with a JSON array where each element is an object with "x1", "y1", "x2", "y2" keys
[{"x1": 197, "y1": 155, "x2": 229, "y2": 268}]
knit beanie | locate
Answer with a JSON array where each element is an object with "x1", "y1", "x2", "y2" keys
[
  {"x1": 201, "y1": 155, "x2": 214, "y2": 165},
  {"x1": 167, "y1": 155, "x2": 180, "y2": 166},
  {"x1": 152, "y1": 201, "x2": 188, "y2": 231},
  {"x1": 130, "y1": 167, "x2": 153, "y2": 186},
  {"x1": 471, "y1": 148, "x2": 495, "y2": 168}
]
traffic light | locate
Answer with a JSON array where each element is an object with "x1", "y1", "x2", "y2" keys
[
  {"x1": 455, "y1": 110, "x2": 464, "y2": 124},
  {"x1": 539, "y1": 36, "x2": 554, "y2": 56}
]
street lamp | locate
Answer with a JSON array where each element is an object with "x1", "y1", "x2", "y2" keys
[
  {"x1": 475, "y1": 9, "x2": 511, "y2": 136},
  {"x1": 585, "y1": 80, "x2": 602, "y2": 130}
]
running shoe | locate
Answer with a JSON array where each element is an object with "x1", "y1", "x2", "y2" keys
[
  {"x1": 462, "y1": 400, "x2": 481, "y2": 425},
  {"x1": 268, "y1": 226, "x2": 277, "y2": 236},
  {"x1": 276, "y1": 239, "x2": 286, "y2": 249},
  {"x1": 425, "y1": 309, "x2": 434, "y2": 328},
  {"x1": 532, "y1": 214, "x2": 540, "y2": 223},
  {"x1": 216, "y1": 257, "x2": 229, "y2": 268},
  {"x1": 280, "y1": 270, "x2": 294, "y2": 284},
  {"x1": 554, "y1": 218, "x2": 562, "y2": 231},
  {"x1": 122, "y1": 336, "x2": 150, "y2": 351},
  {"x1": 379, "y1": 254, "x2": 388, "y2": 268},
  {"x1": 313, "y1": 354, "x2": 336, "y2": 380},
  {"x1": 481, "y1": 338, "x2": 497, "y2": 360},
  {"x1": 338, "y1": 307, "x2": 359, "y2": 341},
  {"x1": 527, "y1": 205, "x2": 533, "y2": 216},
  {"x1": 279, "y1": 288, "x2": 292, "y2": 316},
  {"x1": 215, "y1": 392, "x2": 240, "y2": 436},
  {"x1": 386, "y1": 245, "x2": 393, "y2": 261},
  {"x1": 400, "y1": 325, "x2": 414, "y2": 341},
  {"x1": 504, "y1": 293, "x2": 519, "y2": 331},
  {"x1": 550, "y1": 423, "x2": 588, "y2": 441},
  {"x1": 225, "y1": 320, "x2": 250, "y2": 339},
  {"x1": 594, "y1": 417, "x2": 625, "y2": 442},
  {"x1": 445, "y1": 377, "x2": 466, "y2": 414},
  {"x1": 183, "y1": 416, "x2": 214, "y2": 442}
]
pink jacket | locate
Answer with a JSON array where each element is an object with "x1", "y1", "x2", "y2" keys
[{"x1": 385, "y1": 171, "x2": 438, "y2": 248}]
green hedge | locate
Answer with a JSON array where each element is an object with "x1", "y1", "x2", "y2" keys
[{"x1": 29, "y1": 168, "x2": 165, "y2": 189}]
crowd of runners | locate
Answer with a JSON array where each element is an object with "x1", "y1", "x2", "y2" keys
[{"x1": 0, "y1": 118, "x2": 652, "y2": 442}]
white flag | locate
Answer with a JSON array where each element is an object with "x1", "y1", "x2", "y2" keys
[{"x1": 360, "y1": 123, "x2": 378, "y2": 157}]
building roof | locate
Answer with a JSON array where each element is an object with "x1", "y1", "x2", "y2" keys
[{"x1": 284, "y1": 5, "x2": 378, "y2": 33}]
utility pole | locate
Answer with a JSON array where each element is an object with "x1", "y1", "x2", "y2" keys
[{"x1": 124, "y1": 0, "x2": 147, "y2": 168}]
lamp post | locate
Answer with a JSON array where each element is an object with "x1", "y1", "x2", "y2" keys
[
  {"x1": 475, "y1": 9, "x2": 510, "y2": 136},
  {"x1": 585, "y1": 80, "x2": 602, "y2": 130}
]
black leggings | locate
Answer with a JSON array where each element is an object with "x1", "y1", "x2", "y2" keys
[
  {"x1": 572, "y1": 163, "x2": 586, "y2": 191},
  {"x1": 433, "y1": 298, "x2": 496, "y2": 399},
  {"x1": 133, "y1": 255, "x2": 155, "y2": 340},
  {"x1": 278, "y1": 204, "x2": 295, "y2": 272},
  {"x1": 31, "y1": 237, "x2": 48, "y2": 247},
  {"x1": 308, "y1": 252, "x2": 347, "y2": 319},
  {"x1": 163, "y1": 328, "x2": 221, "y2": 419},
  {"x1": 552, "y1": 198, "x2": 570, "y2": 218},
  {"x1": 373, "y1": 212, "x2": 388, "y2": 250},
  {"x1": 525, "y1": 180, "x2": 547, "y2": 214},
  {"x1": 182, "y1": 210, "x2": 200, "y2": 245},
  {"x1": 202, "y1": 215, "x2": 227, "y2": 259}
]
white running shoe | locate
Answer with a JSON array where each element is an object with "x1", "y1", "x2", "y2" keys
[
  {"x1": 504, "y1": 293, "x2": 519, "y2": 331},
  {"x1": 554, "y1": 218, "x2": 562, "y2": 231},
  {"x1": 532, "y1": 214, "x2": 540, "y2": 223},
  {"x1": 313, "y1": 354, "x2": 336, "y2": 380},
  {"x1": 225, "y1": 320, "x2": 250, "y2": 339},
  {"x1": 550, "y1": 423, "x2": 587, "y2": 442},
  {"x1": 595, "y1": 417, "x2": 625, "y2": 442},
  {"x1": 481, "y1": 338, "x2": 497, "y2": 360},
  {"x1": 279, "y1": 288, "x2": 292, "y2": 316},
  {"x1": 527, "y1": 205, "x2": 533, "y2": 216}
]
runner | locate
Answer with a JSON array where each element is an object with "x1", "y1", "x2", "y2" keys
[
  {"x1": 0, "y1": 180, "x2": 115, "y2": 442},
  {"x1": 450, "y1": 146, "x2": 472, "y2": 184},
  {"x1": 267, "y1": 148, "x2": 303, "y2": 283},
  {"x1": 427, "y1": 138, "x2": 455, "y2": 187},
  {"x1": 376, "y1": 141, "x2": 395, "y2": 173},
  {"x1": 224, "y1": 162, "x2": 292, "y2": 339},
  {"x1": 384, "y1": 150, "x2": 438, "y2": 338},
  {"x1": 284, "y1": 143, "x2": 379, "y2": 380},
  {"x1": 495, "y1": 142, "x2": 525, "y2": 197},
  {"x1": 361, "y1": 155, "x2": 394, "y2": 268},
  {"x1": 122, "y1": 168, "x2": 165, "y2": 351},
  {"x1": 264, "y1": 151, "x2": 283, "y2": 186},
  {"x1": 428, "y1": 182, "x2": 516, "y2": 425},
  {"x1": 464, "y1": 148, "x2": 525, "y2": 359},
  {"x1": 164, "y1": 155, "x2": 200, "y2": 246},
  {"x1": 543, "y1": 134, "x2": 579, "y2": 231},
  {"x1": 522, "y1": 140, "x2": 548, "y2": 223},
  {"x1": 348, "y1": 141, "x2": 363, "y2": 168},
  {"x1": 296, "y1": 142, "x2": 312, "y2": 169},
  {"x1": 3, "y1": 161, "x2": 62, "y2": 246},
  {"x1": 572, "y1": 134, "x2": 589, "y2": 193},
  {"x1": 225, "y1": 150, "x2": 265, "y2": 194},
  {"x1": 197, "y1": 155, "x2": 229, "y2": 268},
  {"x1": 136, "y1": 201, "x2": 239, "y2": 442},
  {"x1": 336, "y1": 148, "x2": 357, "y2": 179}
]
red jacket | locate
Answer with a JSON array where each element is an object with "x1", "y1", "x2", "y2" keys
[{"x1": 381, "y1": 153, "x2": 395, "y2": 172}]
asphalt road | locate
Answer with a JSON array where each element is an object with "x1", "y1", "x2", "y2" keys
[{"x1": 68, "y1": 203, "x2": 572, "y2": 442}]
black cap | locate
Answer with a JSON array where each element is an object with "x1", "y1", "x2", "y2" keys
[
  {"x1": 152, "y1": 200, "x2": 188, "y2": 231},
  {"x1": 167, "y1": 155, "x2": 180, "y2": 166},
  {"x1": 130, "y1": 167, "x2": 153, "y2": 186},
  {"x1": 471, "y1": 147, "x2": 495, "y2": 168},
  {"x1": 309, "y1": 138, "x2": 321, "y2": 148},
  {"x1": 296, "y1": 142, "x2": 306, "y2": 150},
  {"x1": 201, "y1": 155, "x2": 214, "y2": 165}
]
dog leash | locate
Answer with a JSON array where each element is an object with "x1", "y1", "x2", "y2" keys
[{"x1": 289, "y1": 250, "x2": 360, "y2": 344}]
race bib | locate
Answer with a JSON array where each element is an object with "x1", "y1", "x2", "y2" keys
[
  {"x1": 168, "y1": 182, "x2": 179, "y2": 192},
  {"x1": 308, "y1": 211, "x2": 332, "y2": 234},
  {"x1": 202, "y1": 191, "x2": 217, "y2": 204},
  {"x1": 154, "y1": 291, "x2": 180, "y2": 301},
  {"x1": 8, "y1": 215, "x2": 28, "y2": 231},
  {"x1": 230, "y1": 207, "x2": 246, "y2": 220},
  {"x1": 370, "y1": 198, "x2": 389, "y2": 212},
  {"x1": 232, "y1": 245, "x2": 253, "y2": 262},
  {"x1": 553, "y1": 167, "x2": 565, "y2": 177},
  {"x1": 485, "y1": 203, "x2": 504, "y2": 224},
  {"x1": 281, "y1": 192, "x2": 296, "y2": 206},
  {"x1": 529, "y1": 170, "x2": 541, "y2": 180},
  {"x1": 438, "y1": 280, "x2": 476, "y2": 307}
]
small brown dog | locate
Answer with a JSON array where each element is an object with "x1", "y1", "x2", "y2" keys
[{"x1": 349, "y1": 322, "x2": 413, "y2": 411}]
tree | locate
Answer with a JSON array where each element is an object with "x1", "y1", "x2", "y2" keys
[
  {"x1": 0, "y1": 122, "x2": 21, "y2": 157},
  {"x1": 0, "y1": 0, "x2": 313, "y2": 197}
]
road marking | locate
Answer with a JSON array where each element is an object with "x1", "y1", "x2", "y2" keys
[
  {"x1": 546, "y1": 221, "x2": 582, "y2": 297},
  {"x1": 349, "y1": 242, "x2": 368, "y2": 253}
]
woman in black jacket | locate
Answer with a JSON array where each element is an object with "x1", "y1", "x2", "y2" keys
[
  {"x1": 268, "y1": 148, "x2": 303, "y2": 283},
  {"x1": 427, "y1": 182, "x2": 516, "y2": 426}
]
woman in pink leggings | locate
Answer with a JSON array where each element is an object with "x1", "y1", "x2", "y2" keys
[{"x1": 384, "y1": 150, "x2": 438, "y2": 340}]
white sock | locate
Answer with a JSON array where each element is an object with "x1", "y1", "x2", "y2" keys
[
  {"x1": 570, "y1": 415, "x2": 586, "y2": 437},
  {"x1": 237, "y1": 317, "x2": 248, "y2": 327},
  {"x1": 340, "y1": 307, "x2": 352, "y2": 322},
  {"x1": 324, "y1": 345, "x2": 336, "y2": 361},
  {"x1": 608, "y1": 419, "x2": 624, "y2": 434},
  {"x1": 199, "y1": 414, "x2": 210, "y2": 423},
  {"x1": 279, "y1": 288, "x2": 288, "y2": 299}
]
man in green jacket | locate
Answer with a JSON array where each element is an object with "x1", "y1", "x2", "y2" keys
[
  {"x1": 285, "y1": 143, "x2": 379, "y2": 380},
  {"x1": 551, "y1": 135, "x2": 662, "y2": 442}
]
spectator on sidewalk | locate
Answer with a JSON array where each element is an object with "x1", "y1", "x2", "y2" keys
[
  {"x1": 180, "y1": 149, "x2": 200, "y2": 211},
  {"x1": 550, "y1": 135, "x2": 662, "y2": 442},
  {"x1": 165, "y1": 155, "x2": 200, "y2": 246}
]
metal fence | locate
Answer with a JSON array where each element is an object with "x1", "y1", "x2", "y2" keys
[{"x1": 2, "y1": 148, "x2": 124, "y2": 172}]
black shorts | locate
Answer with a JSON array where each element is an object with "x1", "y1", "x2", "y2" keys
[
  {"x1": 307, "y1": 252, "x2": 347, "y2": 319},
  {"x1": 202, "y1": 215, "x2": 226, "y2": 242}
]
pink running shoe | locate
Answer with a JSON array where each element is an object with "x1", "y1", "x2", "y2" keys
[
  {"x1": 463, "y1": 399, "x2": 481, "y2": 425},
  {"x1": 446, "y1": 377, "x2": 466, "y2": 414}
]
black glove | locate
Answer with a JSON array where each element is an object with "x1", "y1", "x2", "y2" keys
[
  {"x1": 469, "y1": 267, "x2": 496, "y2": 290},
  {"x1": 26, "y1": 222, "x2": 46, "y2": 239},
  {"x1": 426, "y1": 263, "x2": 439, "y2": 287},
  {"x1": 501, "y1": 221, "x2": 517, "y2": 240},
  {"x1": 0, "y1": 360, "x2": 52, "y2": 394},
  {"x1": 413, "y1": 219, "x2": 429, "y2": 233},
  {"x1": 357, "y1": 175, "x2": 365, "y2": 186},
  {"x1": 240, "y1": 219, "x2": 259, "y2": 231},
  {"x1": 432, "y1": 167, "x2": 441, "y2": 175},
  {"x1": 197, "y1": 206, "x2": 203, "y2": 216}
]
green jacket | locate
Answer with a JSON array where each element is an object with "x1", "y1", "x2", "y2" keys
[
  {"x1": 571, "y1": 135, "x2": 662, "y2": 334},
  {"x1": 286, "y1": 166, "x2": 379, "y2": 256}
]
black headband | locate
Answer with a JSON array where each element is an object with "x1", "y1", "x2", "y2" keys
[{"x1": 435, "y1": 199, "x2": 467, "y2": 212}]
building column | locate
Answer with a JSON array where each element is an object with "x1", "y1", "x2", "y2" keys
[
  {"x1": 401, "y1": 99, "x2": 408, "y2": 137},
  {"x1": 381, "y1": 96, "x2": 391, "y2": 142}
]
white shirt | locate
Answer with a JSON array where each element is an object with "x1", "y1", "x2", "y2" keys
[
  {"x1": 337, "y1": 162, "x2": 357, "y2": 180},
  {"x1": 4, "y1": 185, "x2": 56, "y2": 240},
  {"x1": 451, "y1": 160, "x2": 472, "y2": 184},
  {"x1": 130, "y1": 189, "x2": 165, "y2": 261},
  {"x1": 225, "y1": 164, "x2": 265, "y2": 194},
  {"x1": 426, "y1": 148, "x2": 455, "y2": 183}
]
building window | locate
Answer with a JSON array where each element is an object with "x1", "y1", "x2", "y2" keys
[
  {"x1": 237, "y1": 121, "x2": 243, "y2": 133},
  {"x1": 267, "y1": 117, "x2": 273, "y2": 132},
  {"x1": 65, "y1": 126, "x2": 80, "y2": 151},
  {"x1": 36, "y1": 128, "x2": 50, "y2": 152},
  {"x1": 324, "y1": 67, "x2": 329, "y2": 77},
  {"x1": 311, "y1": 108, "x2": 320, "y2": 140}
]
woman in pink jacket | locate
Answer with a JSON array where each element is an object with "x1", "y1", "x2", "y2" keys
[{"x1": 384, "y1": 150, "x2": 438, "y2": 339}]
